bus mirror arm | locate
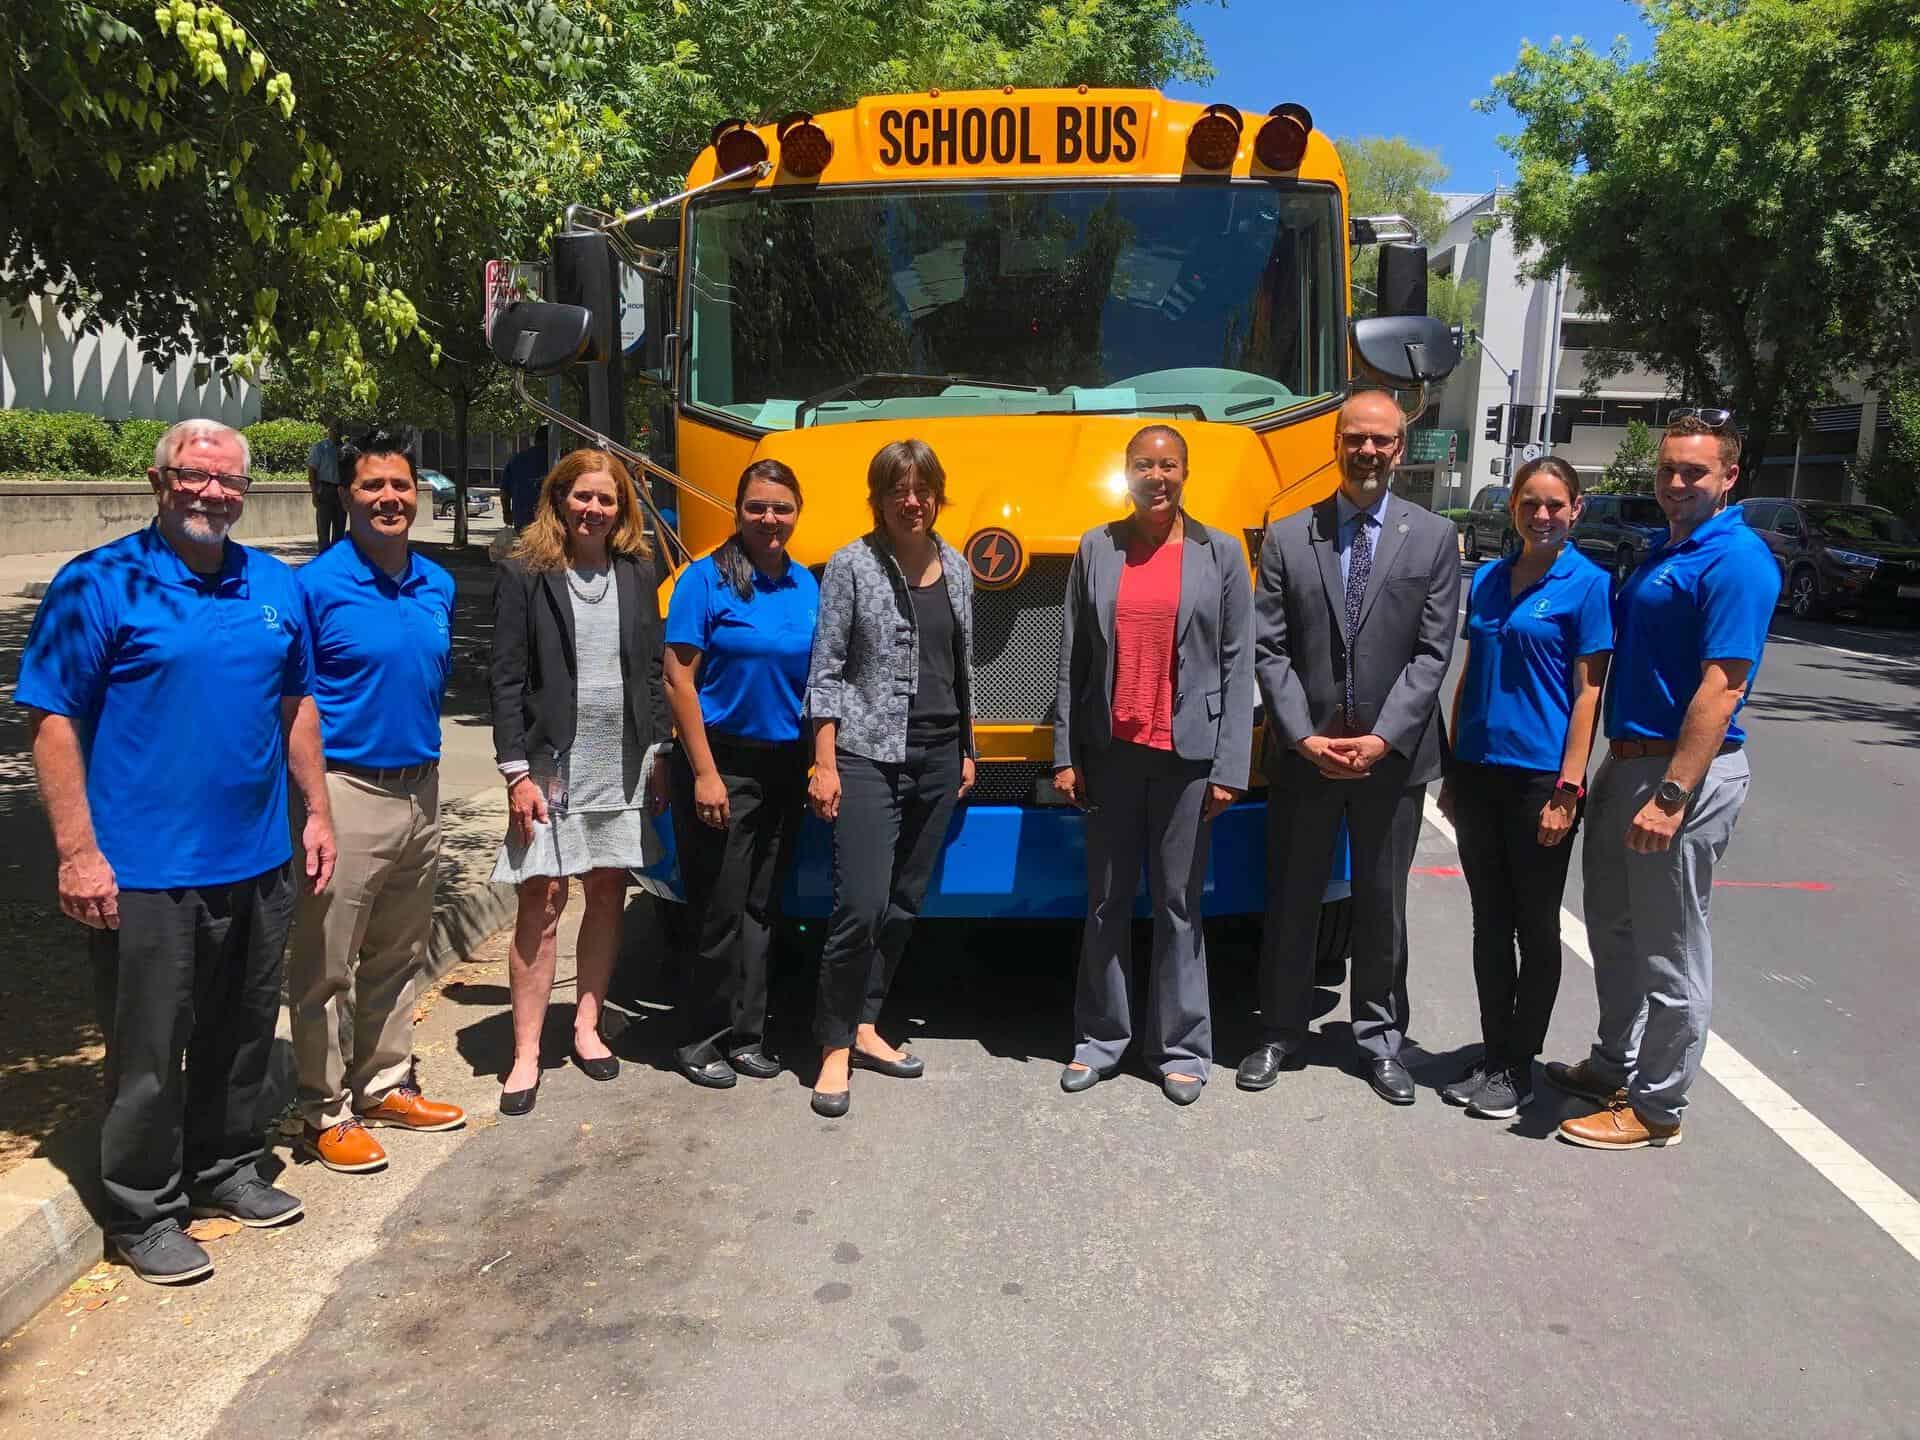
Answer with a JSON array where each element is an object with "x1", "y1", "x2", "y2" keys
[{"x1": 506, "y1": 370, "x2": 736, "y2": 572}]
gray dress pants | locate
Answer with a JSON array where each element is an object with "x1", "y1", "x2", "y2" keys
[
  {"x1": 1582, "y1": 748, "x2": 1751, "y2": 1127},
  {"x1": 1074, "y1": 741, "x2": 1215, "y2": 1081}
]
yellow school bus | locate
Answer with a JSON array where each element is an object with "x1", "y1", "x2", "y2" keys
[{"x1": 492, "y1": 88, "x2": 1458, "y2": 917}]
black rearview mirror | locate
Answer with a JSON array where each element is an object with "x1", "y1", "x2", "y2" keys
[
  {"x1": 1376, "y1": 244, "x2": 1429, "y2": 318},
  {"x1": 490, "y1": 301, "x2": 599, "y2": 374},
  {"x1": 1352, "y1": 315, "x2": 1461, "y2": 385}
]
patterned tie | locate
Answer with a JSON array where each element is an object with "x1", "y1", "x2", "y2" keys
[{"x1": 1343, "y1": 515, "x2": 1374, "y2": 731}]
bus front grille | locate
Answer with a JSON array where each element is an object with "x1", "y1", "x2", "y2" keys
[{"x1": 971, "y1": 556, "x2": 1070, "y2": 724}]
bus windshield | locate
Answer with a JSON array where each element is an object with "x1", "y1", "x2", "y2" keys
[{"x1": 684, "y1": 181, "x2": 1343, "y2": 430}]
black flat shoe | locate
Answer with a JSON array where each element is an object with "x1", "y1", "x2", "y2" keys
[
  {"x1": 572, "y1": 1049, "x2": 620, "y2": 1082},
  {"x1": 1367, "y1": 1057, "x2": 1416, "y2": 1106},
  {"x1": 499, "y1": 1075, "x2": 540, "y2": 1116},
  {"x1": 851, "y1": 1048, "x2": 924, "y2": 1079},
  {"x1": 679, "y1": 1057, "x2": 737, "y2": 1090},
  {"x1": 1060, "y1": 1064, "x2": 1106, "y2": 1094},
  {"x1": 1162, "y1": 1075, "x2": 1204, "y2": 1106},
  {"x1": 810, "y1": 1088, "x2": 850, "y2": 1119},
  {"x1": 727, "y1": 1048, "x2": 782, "y2": 1080}
]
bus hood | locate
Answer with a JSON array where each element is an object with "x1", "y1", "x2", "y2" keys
[{"x1": 746, "y1": 411, "x2": 1338, "y2": 569}]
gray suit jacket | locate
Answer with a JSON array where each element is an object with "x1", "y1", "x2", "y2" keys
[
  {"x1": 1254, "y1": 493, "x2": 1459, "y2": 785},
  {"x1": 1052, "y1": 515, "x2": 1255, "y2": 790}
]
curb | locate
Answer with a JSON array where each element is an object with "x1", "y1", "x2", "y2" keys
[{"x1": 0, "y1": 787, "x2": 514, "y2": 1339}]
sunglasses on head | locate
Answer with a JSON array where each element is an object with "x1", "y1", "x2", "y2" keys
[{"x1": 1670, "y1": 406, "x2": 1736, "y2": 430}]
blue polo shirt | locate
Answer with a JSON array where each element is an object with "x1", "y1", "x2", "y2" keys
[
  {"x1": 298, "y1": 537, "x2": 454, "y2": 768},
  {"x1": 664, "y1": 552, "x2": 818, "y2": 743},
  {"x1": 1605, "y1": 506, "x2": 1777, "y2": 744},
  {"x1": 1455, "y1": 545, "x2": 1614, "y2": 772},
  {"x1": 13, "y1": 524, "x2": 310, "y2": 890}
]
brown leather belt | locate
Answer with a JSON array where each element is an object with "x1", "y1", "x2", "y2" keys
[{"x1": 1609, "y1": 739, "x2": 1742, "y2": 761}]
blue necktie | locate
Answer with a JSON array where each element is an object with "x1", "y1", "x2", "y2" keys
[{"x1": 1344, "y1": 516, "x2": 1373, "y2": 730}]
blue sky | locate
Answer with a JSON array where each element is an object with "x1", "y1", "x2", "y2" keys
[{"x1": 1168, "y1": 0, "x2": 1652, "y2": 195}]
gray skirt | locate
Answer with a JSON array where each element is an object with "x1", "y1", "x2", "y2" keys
[{"x1": 490, "y1": 746, "x2": 667, "y2": 884}]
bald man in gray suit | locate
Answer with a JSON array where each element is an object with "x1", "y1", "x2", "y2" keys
[{"x1": 1240, "y1": 389, "x2": 1459, "y2": 1105}]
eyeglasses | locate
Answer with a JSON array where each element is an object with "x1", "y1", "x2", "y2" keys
[
  {"x1": 1337, "y1": 432, "x2": 1400, "y2": 451},
  {"x1": 1670, "y1": 407, "x2": 1736, "y2": 430},
  {"x1": 741, "y1": 500, "x2": 798, "y2": 518},
  {"x1": 161, "y1": 466, "x2": 252, "y2": 495},
  {"x1": 885, "y1": 485, "x2": 936, "y2": 506}
]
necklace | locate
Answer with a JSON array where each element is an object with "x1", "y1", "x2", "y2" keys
[{"x1": 567, "y1": 565, "x2": 611, "y2": 603}]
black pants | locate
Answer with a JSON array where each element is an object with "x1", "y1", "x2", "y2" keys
[
  {"x1": 1451, "y1": 761, "x2": 1579, "y2": 1067},
  {"x1": 668, "y1": 735, "x2": 808, "y2": 1066},
  {"x1": 313, "y1": 490, "x2": 345, "y2": 549},
  {"x1": 814, "y1": 733, "x2": 963, "y2": 1048},
  {"x1": 90, "y1": 865, "x2": 294, "y2": 1238},
  {"x1": 1261, "y1": 752, "x2": 1423, "y2": 1060}
]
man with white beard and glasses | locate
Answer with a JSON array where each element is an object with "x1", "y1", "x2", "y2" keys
[
  {"x1": 14, "y1": 419, "x2": 337, "y2": 1284},
  {"x1": 1240, "y1": 388, "x2": 1460, "y2": 1106}
]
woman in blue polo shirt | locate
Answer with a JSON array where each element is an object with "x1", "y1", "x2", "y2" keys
[
  {"x1": 663, "y1": 459, "x2": 818, "y2": 1089},
  {"x1": 1439, "y1": 456, "x2": 1613, "y2": 1120}
]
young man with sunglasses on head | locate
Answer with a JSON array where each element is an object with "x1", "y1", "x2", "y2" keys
[
  {"x1": 1550, "y1": 410, "x2": 1776, "y2": 1151},
  {"x1": 14, "y1": 419, "x2": 337, "y2": 1283}
]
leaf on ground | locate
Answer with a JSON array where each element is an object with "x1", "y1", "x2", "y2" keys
[
  {"x1": 186, "y1": 1217, "x2": 243, "y2": 1241},
  {"x1": 82, "y1": 1297, "x2": 108, "y2": 1312}
]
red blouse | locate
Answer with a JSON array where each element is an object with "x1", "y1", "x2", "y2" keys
[{"x1": 1110, "y1": 530, "x2": 1182, "y2": 749}]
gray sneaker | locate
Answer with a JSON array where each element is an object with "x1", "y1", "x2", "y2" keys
[
  {"x1": 1441, "y1": 1060, "x2": 1493, "y2": 1107},
  {"x1": 189, "y1": 1178, "x2": 304, "y2": 1228},
  {"x1": 1467, "y1": 1066, "x2": 1534, "y2": 1120},
  {"x1": 112, "y1": 1224, "x2": 213, "y2": 1285}
]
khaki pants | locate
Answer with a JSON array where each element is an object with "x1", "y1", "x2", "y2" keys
[{"x1": 291, "y1": 768, "x2": 440, "y2": 1128}]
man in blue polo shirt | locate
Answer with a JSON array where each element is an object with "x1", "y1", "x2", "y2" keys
[
  {"x1": 16, "y1": 418, "x2": 337, "y2": 1284},
  {"x1": 291, "y1": 428, "x2": 465, "y2": 1176},
  {"x1": 1549, "y1": 412, "x2": 1778, "y2": 1151}
]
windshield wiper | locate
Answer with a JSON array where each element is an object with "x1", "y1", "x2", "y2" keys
[
  {"x1": 1072, "y1": 402, "x2": 1208, "y2": 420},
  {"x1": 795, "y1": 372, "x2": 1047, "y2": 428}
]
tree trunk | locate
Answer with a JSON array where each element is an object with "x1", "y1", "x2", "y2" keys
[{"x1": 451, "y1": 387, "x2": 470, "y2": 548}]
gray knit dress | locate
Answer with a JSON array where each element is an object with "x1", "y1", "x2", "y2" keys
[{"x1": 491, "y1": 564, "x2": 663, "y2": 881}]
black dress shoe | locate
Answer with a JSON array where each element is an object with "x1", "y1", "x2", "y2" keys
[
  {"x1": 1162, "y1": 1075, "x2": 1204, "y2": 1106},
  {"x1": 499, "y1": 1075, "x2": 540, "y2": 1116},
  {"x1": 728, "y1": 1047, "x2": 782, "y2": 1080},
  {"x1": 1367, "y1": 1057, "x2": 1416, "y2": 1106},
  {"x1": 851, "y1": 1047, "x2": 924, "y2": 1079},
  {"x1": 810, "y1": 1088, "x2": 850, "y2": 1119},
  {"x1": 1235, "y1": 1042, "x2": 1301, "y2": 1091},
  {"x1": 1059, "y1": 1063, "x2": 1106, "y2": 1094},
  {"x1": 679, "y1": 1057, "x2": 737, "y2": 1090},
  {"x1": 572, "y1": 1050, "x2": 620, "y2": 1082}
]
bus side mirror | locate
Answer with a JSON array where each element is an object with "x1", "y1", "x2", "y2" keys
[
  {"x1": 1376, "y1": 244, "x2": 1429, "y2": 318},
  {"x1": 490, "y1": 301, "x2": 600, "y2": 374},
  {"x1": 1352, "y1": 315, "x2": 1461, "y2": 385}
]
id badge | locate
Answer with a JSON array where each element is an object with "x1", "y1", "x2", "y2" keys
[{"x1": 542, "y1": 761, "x2": 569, "y2": 818}]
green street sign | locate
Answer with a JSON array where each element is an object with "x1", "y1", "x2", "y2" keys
[{"x1": 1406, "y1": 428, "x2": 1461, "y2": 465}]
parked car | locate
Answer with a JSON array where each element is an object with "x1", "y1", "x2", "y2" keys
[
  {"x1": 1460, "y1": 484, "x2": 1516, "y2": 560},
  {"x1": 423, "y1": 469, "x2": 492, "y2": 519},
  {"x1": 1571, "y1": 492, "x2": 1668, "y2": 586},
  {"x1": 1736, "y1": 497, "x2": 1920, "y2": 621}
]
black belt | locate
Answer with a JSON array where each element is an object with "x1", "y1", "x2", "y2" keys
[{"x1": 327, "y1": 759, "x2": 438, "y2": 785}]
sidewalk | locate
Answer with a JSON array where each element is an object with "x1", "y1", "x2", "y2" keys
[{"x1": 0, "y1": 518, "x2": 521, "y2": 1337}]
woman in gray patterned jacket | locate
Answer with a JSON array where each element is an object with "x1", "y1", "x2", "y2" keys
[{"x1": 804, "y1": 439, "x2": 977, "y2": 1119}]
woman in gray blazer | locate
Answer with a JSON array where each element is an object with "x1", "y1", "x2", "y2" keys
[
  {"x1": 804, "y1": 439, "x2": 977, "y2": 1119},
  {"x1": 1051, "y1": 425, "x2": 1254, "y2": 1104}
]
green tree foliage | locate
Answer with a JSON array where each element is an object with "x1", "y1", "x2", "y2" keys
[
  {"x1": 1336, "y1": 135, "x2": 1452, "y2": 311},
  {"x1": 1482, "y1": 0, "x2": 1920, "y2": 472},
  {"x1": 1850, "y1": 377, "x2": 1920, "y2": 518},
  {"x1": 1596, "y1": 419, "x2": 1657, "y2": 494},
  {"x1": 3, "y1": 0, "x2": 604, "y2": 399}
]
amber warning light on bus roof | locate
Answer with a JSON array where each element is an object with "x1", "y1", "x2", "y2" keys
[
  {"x1": 1255, "y1": 104, "x2": 1312, "y2": 171},
  {"x1": 1185, "y1": 104, "x2": 1242, "y2": 170},
  {"x1": 777, "y1": 112, "x2": 833, "y2": 177}
]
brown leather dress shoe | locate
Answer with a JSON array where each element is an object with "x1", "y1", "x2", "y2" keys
[
  {"x1": 301, "y1": 1118, "x2": 389, "y2": 1173},
  {"x1": 1558, "y1": 1103, "x2": 1682, "y2": 1150},
  {"x1": 1543, "y1": 1058, "x2": 1628, "y2": 1106},
  {"x1": 357, "y1": 1085, "x2": 466, "y2": 1132}
]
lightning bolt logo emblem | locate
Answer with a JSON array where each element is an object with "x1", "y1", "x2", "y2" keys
[{"x1": 965, "y1": 528, "x2": 1023, "y2": 588}]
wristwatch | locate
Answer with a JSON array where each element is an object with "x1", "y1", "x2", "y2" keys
[
  {"x1": 1553, "y1": 779, "x2": 1585, "y2": 801},
  {"x1": 1653, "y1": 779, "x2": 1694, "y2": 813}
]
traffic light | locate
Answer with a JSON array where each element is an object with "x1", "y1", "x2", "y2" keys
[
  {"x1": 1507, "y1": 404, "x2": 1536, "y2": 445},
  {"x1": 1545, "y1": 410, "x2": 1576, "y2": 445},
  {"x1": 1484, "y1": 405, "x2": 1504, "y2": 440}
]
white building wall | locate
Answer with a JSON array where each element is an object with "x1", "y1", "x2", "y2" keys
[{"x1": 1, "y1": 289, "x2": 259, "y2": 426}]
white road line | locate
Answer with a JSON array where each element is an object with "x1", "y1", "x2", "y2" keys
[
  {"x1": 1771, "y1": 631, "x2": 1920, "y2": 670},
  {"x1": 1421, "y1": 795, "x2": 1920, "y2": 1264}
]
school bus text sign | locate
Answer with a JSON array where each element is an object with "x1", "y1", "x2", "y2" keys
[{"x1": 852, "y1": 91, "x2": 1174, "y2": 177}]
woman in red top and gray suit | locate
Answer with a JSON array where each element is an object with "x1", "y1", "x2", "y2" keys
[{"x1": 1050, "y1": 426, "x2": 1255, "y2": 1104}]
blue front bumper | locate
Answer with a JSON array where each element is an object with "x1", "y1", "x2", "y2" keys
[{"x1": 639, "y1": 801, "x2": 1351, "y2": 920}]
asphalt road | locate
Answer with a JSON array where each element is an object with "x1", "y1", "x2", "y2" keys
[{"x1": 5, "y1": 559, "x2": 1918, "y2": 1439}]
